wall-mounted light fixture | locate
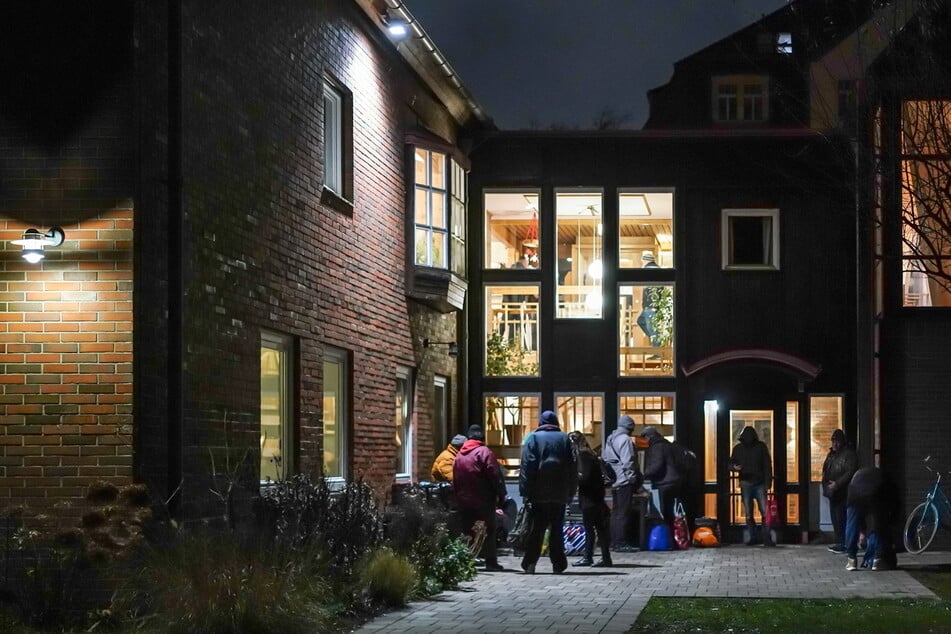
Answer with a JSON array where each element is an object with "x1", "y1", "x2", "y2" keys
[
  {"x1": 11, "y1": 227, "x2": 65, "y2": 264},
  {"x1": 423, "y1": 338, "x2": 458, "y2": 357},
  {"x1": 381, "y1": 10, "x2": 408, "y2": 39}
]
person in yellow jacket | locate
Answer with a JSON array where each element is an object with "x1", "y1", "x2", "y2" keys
[{"x1": 430, "y1": 434, "x2": 467, "y2": 482}]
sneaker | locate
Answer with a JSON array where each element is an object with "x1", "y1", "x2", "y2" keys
[
  {"x1": 872, "y1": 559, "x2": 895, "y2": 571},
  {"x1": 572, "y1": 557, "x2": 593, "y2": 567},
  {"x1": 846, "y1": 557, "x2": 858, "y2": 571},
  {"x1": 591, "y1": 559, "x2": 612, "y2": 568},
  {"x1": 829, "y1": 545, "x2": 848, "y2": 554}
]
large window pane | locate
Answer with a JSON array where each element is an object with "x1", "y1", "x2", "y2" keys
[
  {"x1": 618, "y1": 190, "x2": 674, "y2": 269},
  {"x1": 395, "y1": 370, "x2": 414, "y2": 479},
  {"x1": 414, "y1": 149, "x2": 450, "y2": 269},
  {"x1": 619, "y1": 283, "x2": 674, "y2": 376},
  {"x1": 483, "y1": 394, "x2": 540, "y2": 477},
  {"x1": 485, "y1": 284, "x2": 539, "y2": 377},
  {"x1": 556, "y1": 190, "x2": 603, "y2": 318},
  {"x1": 810, "y1": 396, "x2": 842, "y2": 482},
  {"x1": 555, "y1": 394, "x2": 603, "y2": 450},
  {"x1": 261, "y1": 331, "x2": 294, "y2": 483},
  {"x1": 323, "y1": 347, "x2": 348, "y2": 480},
  {"x1": 450, "y1": 160, "x2": 467, "y2": 277},
  {"x1": 484, "y1": 189, "x2": 540, "y2": 270},
  {"x1": 703, "y1": 400, "x2": 717, "y2": 483}
]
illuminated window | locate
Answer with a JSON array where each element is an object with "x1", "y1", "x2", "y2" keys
[
  {"x1": 414, "y1": 149, "x2": 466, "y2": 273},
  {"x1": 722, "y1": 209, "x2": 780, "y2": 270},
  {"x1": 555, "y1": 394, "x2": 604, "y2": 450},
  {"x1": 484, "y1": 189, "x2": 541, "y2": 270},
  {"x1": 900, "y1": 100, "x2": 951, "y2": 307},
  {"x1": 323, "y1": 347, "x2": 349, "y2": 481},
  {"x1": 395, "y1": 369, "x2": 414, "y2": 480},
  {"x1": 484, "y1": 284, "x2": 539, "y2": 377},
  {"x1": 618, "y1": 394, "x2": 675, "y2": 438},
  {"x1": 433, "y1": 376, "x2": 448, "y2": 453},
  {"x1": 260, "y1": 331, "x2": 294, "y2": 484},
  {"x1": 618, "y1": 190, "x2": 674, "y2": 270},
  {"x1": 556, "y1": 190, "x2": 603, "y2": 318},
  {"x1": 619, "y1": 283, "x2": 674, "y2": 376},
  {"x1": 776, "y1": 32, "x2": 792, "y2": 55},
  {"x1": 483, "y1": 394, "x2": 540, "y2": 477},
  {"x1": 321, "y1": 78, "x2": 353, "y2": 211},
  {"x1": 713, "y1": 76, "x2": 769, "y2": 123},
  {"x1": 810, "y1": 396, "x2": 842, "y2": 481},
  {"x1": 703, "y1": 400, "x2": 717, "y2": 484}
]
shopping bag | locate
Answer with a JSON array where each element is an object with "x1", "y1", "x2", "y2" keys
[
  {"x1": 764, "y1": 493, "x2": 780, "y2": 528},
  {"x1": 509, "y1": 503, "x2": 532, "y2": 550},
  {"x1": 563, "y1": 521, "x2": 587, "y2": 555},
  {"x1": 672, "y1": 499, "x2": 690, "y2": 550}
]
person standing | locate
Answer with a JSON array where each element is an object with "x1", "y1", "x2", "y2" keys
[
  {"x1": 639, "y1": 426, "x2": 684, "y2": 533},
  {"x1": 453, "y1": 425, "x2": 507, "y2": 571},
  {"x1": 636, "y1": 251, "x2": 662, "y2": 349},
  {"x1": 822, "y1": 429, "x2": 858, "y2": 554},
  {"x1": 519, "y1": 410, "x2": 577, "y2": 574},
  {"x1": 729, "y1": 426, "x2": 775, "y2": 547},
  {"x1": 844, "y1": 466, "x2": 899, "y2": 571},
  {"x1": 430, "y1": 434, "x2": 468, "y2": 483},
  {"x1": 568, "y1": 431, "x2": 612, "y2": 568},
  {"x1": 602, "y1": 415, "x2": 643, "y2": 551}
]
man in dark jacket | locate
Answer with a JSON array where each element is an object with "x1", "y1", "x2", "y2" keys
[
  {"x1": 822, "y1": 429, "x2": 858, "y2": 554},
  {"x1": 729, "y1": 426, "x2": 775, "y2": 547},
  {"x1": 603, "y1": 415, "x2": 642, "y2": 551},
  {"x1": 568, "y1": 431, "x2": 611, "y2": 567},
  {"x1": 640, "y1": 426, "x2": 683, "y2": 533},
  {"x1": 453, "y1": 424, "x2": 506, "y2": 571},
  {"x1": 519, "y1": 410, "x2": 577, "y2": 574}
]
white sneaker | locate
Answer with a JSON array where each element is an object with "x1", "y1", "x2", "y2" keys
[{"x1": 846, "y1": 557, "x2": 858, "y2": 571}]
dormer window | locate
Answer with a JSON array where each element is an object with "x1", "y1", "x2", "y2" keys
[
  {"x1": 713, "y1": 75, "x2": 769, "y2": 123},
  {"x1": 776, "y1": 32, "x2": 793, "y2": 55}
]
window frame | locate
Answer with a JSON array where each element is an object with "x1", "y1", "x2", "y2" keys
[
  {"x1": 712, "y1": 75, "x2": 769, "y2": 123},
  {"x1": 260, "y1": 330, "x2": 296, "y2": 485},
  {"x1": 721, "y1": 208, "x2": 781, "y2": 271},
  {"x1": 395, "y1": 368, "x2": 415, "y2": 482},
  {"x1": 411, "y1": 146, "x2": 467, "y2": 275},
  {"x1": 321, "y1": 76, "x2": 353, "y2": 213},
  {"x1": 322, "y1": 346, "x2": 350, "y2": 485}
]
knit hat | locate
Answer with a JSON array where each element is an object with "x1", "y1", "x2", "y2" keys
[
  {"x1": 639, "y1": 425, "x2": 658, "y2": 438},
  {"x1": 539, "y1": 410, "x2": 559, "y2": 427},
  {"x1": 618, "y1": 415, "x2": 635, "y2": 433},
  {"x1": 831, "y1": 429, "x2": 847, "y2": 444},
  {"x1": 641, "y1": 250, "x2": 656, "y2": 263},
  {"x1": 450, "y1": 434, "x2": 467, "y2": 448},
  {"x1": 467, "y1": 425, "x2": 485, "y2": 441}
]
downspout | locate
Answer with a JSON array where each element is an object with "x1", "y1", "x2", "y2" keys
[{"x1": 167, "y1": 0, "x2": 184, "y2": 516}]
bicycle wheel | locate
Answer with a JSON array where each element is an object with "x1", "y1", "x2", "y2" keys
[{"x1": 903, "y1": 502, "x2": 939, "y2": 554}]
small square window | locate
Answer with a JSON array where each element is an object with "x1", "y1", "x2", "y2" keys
[
  {"x1": 721, "y1": 209, "x2": 780, "y2": 270},
  {"x1": 776, "y1": 33, "x2": 793, "y2": 55},
  {"x1": 712, "y1": 76, "x2": 768, "y2": 123}
]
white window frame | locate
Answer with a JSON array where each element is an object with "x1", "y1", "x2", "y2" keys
[
  {"x1": 721, "y1": 208, "x2": 781, "y2": 271},
  {"x1": 433, "y1": 375, "x2": 449, "y2": 454},
  {"x1": 713, "y1": 76, "x2": 769, "y2": 123},
  {"x1": 323, "y1": 346, "x2": 349, "y2": 486},
  {"x1": 260, "y1": 331, "x2": 294, "y2": 485},
  {"x1": 323, "y1": 82, "x2": 342, "y2": 194},
  {"x1": 395, "y1": 368, "x2": 415, "y2": 482},
  {"x1": 414, "y1": 148, "x2": 449, "y2": 268}
]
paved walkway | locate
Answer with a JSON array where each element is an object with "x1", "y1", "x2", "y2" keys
[{"x1": 354, "y1": 546, "x2": 950, "y2": 633}]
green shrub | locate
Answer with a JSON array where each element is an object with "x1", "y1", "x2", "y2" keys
[
  {"x1": 429, "y1": 536, "x2": 477, "y2": 590},
  {"x1": 360, "y1": 548, "x2": 418, "y2": 607}
]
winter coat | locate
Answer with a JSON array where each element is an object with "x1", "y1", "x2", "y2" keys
[
  {"x1": 602, "y1": 428, "x2": 641, "y2": 489},
  {"x1": 847, "y1": 467, "x2": 899, "y2": 533},
  {"x1": 575, "y1": 446, "x2": 606, "y2": 510},
  {"x1": 452, "y1": 440, "x2": 505, "y2": 510},
  {"x1": 430, "y1": 444, "x2": 459, "y2": 482},
  {"x1": 822, "y1": 444, "x2": 857, "y2": 500},
  {"x1": 642, "y1": 427, "x2": 680, "y2": 489},
  {"x1": 519, "y1": 424, "x2": 577, "y2": 504},
  {"x1": 729, "y1": 426, "x2": 772, "y2": 487}
]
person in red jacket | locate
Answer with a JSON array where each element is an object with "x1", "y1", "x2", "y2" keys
[{"x1": 453, "y1": 424, "x2": 507, "y2": 571}]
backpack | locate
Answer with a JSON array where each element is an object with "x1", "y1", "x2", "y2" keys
[
  {"x1": 671, "y1": 441, "x2": 697, "y2": 481},
  {"x1": 598, "y1": 456, "x2": 618, "y2": 487}
]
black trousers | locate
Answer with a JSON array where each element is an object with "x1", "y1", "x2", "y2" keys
[
  {"x1": 459, "y1": 504, "x2": 498, "y2": 566},
  {"x1": 829, "y1": 494, "x2": 847, "y2": 546},
  {"x1": 521, "y1": 502, "x2": 567, "y2": 571},
  {"x1": 611, "y1": 483, "x2": 637, "y2": 547},
  {"x1": 581, "y1": 502, "x2": 611, "y2": 561}
]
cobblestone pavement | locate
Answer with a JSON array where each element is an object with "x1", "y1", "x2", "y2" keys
[{"x1": 353, "y1": 545, "x2": 950, "y2": 633}]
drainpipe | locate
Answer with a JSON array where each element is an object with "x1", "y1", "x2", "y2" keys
[{"x1": 167, "y1": 0, "x2": 184, "y2": 517}]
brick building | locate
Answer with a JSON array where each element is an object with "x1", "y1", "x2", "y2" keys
[{"x1": 0, "y1": 0, "x2": 488, "y2": 525}]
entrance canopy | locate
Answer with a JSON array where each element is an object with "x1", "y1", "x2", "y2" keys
[{"x1": 682, "y1": 348, "x2": 821, "y2": 381}]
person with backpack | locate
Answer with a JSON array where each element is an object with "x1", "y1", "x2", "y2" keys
[
  {"x1": 602, "y1": 415, "x2": 643, "y2": 552},
  {"x1": 729, "y1": 426, "x2": 775, "y2": 547},
  {"x1": 518, "y1": 410, "x2": 577, "y2": 574},
  {"x1": 639, "y1": 426, "x2": 685, "y2": 534},
  {"x1": 568, "y1": 431, "x2": 612, "y2": 568}
]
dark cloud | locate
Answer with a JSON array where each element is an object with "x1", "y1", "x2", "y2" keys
[{"x1": 404, "y1": 0, "x2": 788, "y2": 129}]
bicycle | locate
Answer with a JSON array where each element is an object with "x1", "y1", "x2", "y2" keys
[{"x1": 902, "y1": 456, "x2": 951, "y2": 554}]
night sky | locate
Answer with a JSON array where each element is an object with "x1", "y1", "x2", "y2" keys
[{"x1": 404, "y1": 0, "x2": 789, "y2": 129}]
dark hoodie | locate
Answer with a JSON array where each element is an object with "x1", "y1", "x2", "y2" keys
[
  {"x1": 641, "y1": 426, "x2": 680, "y2": 488},
  {"x1": 452, "y1": 439, "x2": 505, "y2": 509},
  {"x1": 729, "y1": 426, "x2": 772, "y2": 487}
]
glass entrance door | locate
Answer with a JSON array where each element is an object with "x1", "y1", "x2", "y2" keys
[{"x1": 728, "y1": 409, "x2": 773, "y2": 525}]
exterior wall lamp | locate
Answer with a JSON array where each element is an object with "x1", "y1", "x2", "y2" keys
[
  {"x1": 11, "y1": 227, "x2": 65, "y2": 264},
  {"x1": 380, "y1": 11, "x2": 408, "y2": 39},
  {"x1": 423, "y1": 338, "x2": 458, "y2": 357}
]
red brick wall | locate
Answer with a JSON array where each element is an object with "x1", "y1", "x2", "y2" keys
[{"x1": 0, "y1": 211, "x2": 134, "y2": 523}]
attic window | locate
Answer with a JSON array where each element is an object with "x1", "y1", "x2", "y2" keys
[{"x1": 776, "y1": 33, "x2": 792, "y2": 55}]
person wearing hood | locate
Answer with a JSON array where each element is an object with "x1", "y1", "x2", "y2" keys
[
  {"x1": 568, "y1": 431, "x2": 612, "y2": 567},
  {"x1": 430, "y1": 434, "x2": 468, "y2": 483},
  {"x1": 844, "y1": 466, "x2": 898, "y2": 571},
  {"x1": 822, "y1": 429, "x2": 858, "y2": 554},
  {"x1": 453, "y1": 424, "x2": 506, "y2": 571},
  {"x1": 639, "y1": 425, "x2": 683, "y2": 533},
  {"x1": 729, "y1": 426, "x2": 775, "y2": 546},
  {"x1": 602, "y1": 414, "x2": 643, "y2": 551},
  {"x1": 518, "y1": 410, "x2": 577, "y2": 574}
]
